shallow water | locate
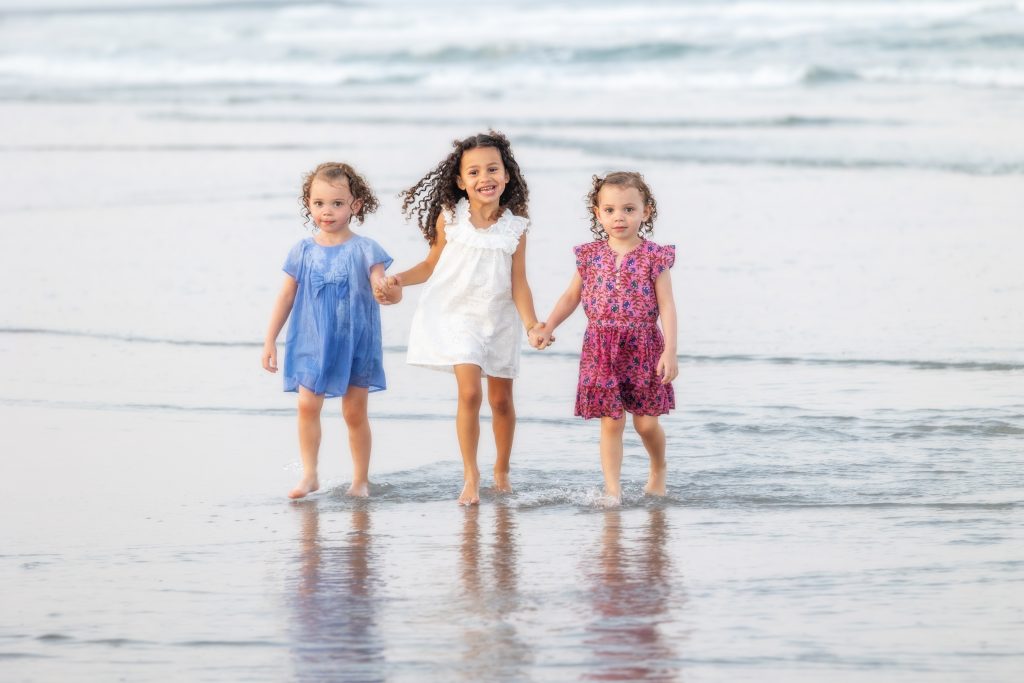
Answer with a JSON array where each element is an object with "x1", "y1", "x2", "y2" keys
[
  {"x1": 2, "y1": 336, "x2": 1022, "y2": 680},
  {"x1": 4, "y1": 475, "x2": 1022, "y2": 682}
]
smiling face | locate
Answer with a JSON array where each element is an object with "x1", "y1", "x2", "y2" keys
[
  {"x1": 594, "y1": 184, "x2": 651, "y2": 244},
  {"x1": 307, "y1": 177, "x2": 362, "y2": 234},
  {"x1": 456, "y1": 146, "x2": 509, "y2": 206}
]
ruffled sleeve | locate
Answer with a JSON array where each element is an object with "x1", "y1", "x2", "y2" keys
[
  {"x1": 496, "y1": 212, "x2": 529, "y2": 254},
  {"x1": 573, "y1": 240, "x2": 600, "y2": 277},
  {"x1": 282, "y1": 239, "x2": 307, "y2": 281},
  {"x1": 505, "y1": 213, "x2": 529, "y2": 238},
  {"x1": 441, "y1": 198, "x2": 468, "y2": 234},
  {"x1": 649, "y1": 243, "x2": 675, "y2": 283},
  {"x1": 441, "y1": 198, "x2": 466, "y2": 241},
  {"x1": 359, "y1": 237, "x2": 393, "y2": 275},
  {"x1": 573, "y1": 244, "x2": 586, "y2": 275}
]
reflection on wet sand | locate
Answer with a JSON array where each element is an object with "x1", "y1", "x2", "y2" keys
[
  {"x1": 457, "y1": 505, "x2": 532, "y2": 682},
  {"x1": 291, "y1": 501, "x2": 385, "y2": 683},
  {"x1": 585, "y1": 507, "x2": 683, "y2": 682}
]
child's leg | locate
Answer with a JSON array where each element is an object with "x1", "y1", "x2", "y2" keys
[
  {"x1": 632, "y1": 414, "x2": 667, "y2": 496},
  {"x1": 486, "y1": 376, "x2": 515, "y2": 492},
  {"x1": 454, "y1": 364, "x2": 483, "y2": 505},
  {"x1": 341, "y1": 386, "x2": 371, "y2": 497},
  {"x1": 600, "y1": 415, "x2": 627, "y2": 503},
  {"x1": 291, "y1": 386, "x2": 325, "y2": 499}
]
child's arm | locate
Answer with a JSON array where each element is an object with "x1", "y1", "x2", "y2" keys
[
  {"x1": 534, "y1": 272, "x2": 582, "y2": 349},
  {"x1": 654, "y1": 269, "x2": 679, "y2": 384},
  {"x1": 377, "y1": 214, "x2": 448, "y2": 304},
  {"x1": 262, "y1": 275, "x2": 298, "y2": 373},
  {"x1": 511, "y1": 234, "x2": 543, "y2": 339}
]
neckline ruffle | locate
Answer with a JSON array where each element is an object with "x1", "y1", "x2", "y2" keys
[{"x1": 445, "y1": 198, "x2": 528, "y2": 254}]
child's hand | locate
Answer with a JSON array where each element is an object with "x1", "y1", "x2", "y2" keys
[
  {"x1": 262, "y1": 341, "x2": 278, "y2": 373},
  {"x1": 374, "y1": 275, "x2": 402, "y2": 305},
  {"x1": 372, "y1": 276, "x2": 388, "y2": 303},
  {"x1": 529, "y1": 322, "x2": 555, "y2": 350},
  {"x1": 383, "y1": 276, "x2": 403, "y2": 303},
  {"x1": 656, "y1": 350, "x2": 678, "y2": 384}
]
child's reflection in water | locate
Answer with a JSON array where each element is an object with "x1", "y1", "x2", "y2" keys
[
  {"x1": 457, "y1": 505, "x2": 531, "y2": 681},
  {"x1": 292, "y1": 501, "x2": 385, "y2": 683},
  {"x1": 584, "y1": 507, "x2": 683, "y2": 682}
]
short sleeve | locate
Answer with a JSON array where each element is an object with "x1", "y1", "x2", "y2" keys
[
  {"x1": 441, "y1": 207, "x2": 454, "y2": 225},
  {"x1": 360, "y1": 238, "x2": 393, "y2": 274},
  {"x1": 573, "y1": 244, "x2": 586, "y2": 276},
  {"x1": 650, "y1": 243, "x2": 676, "y2": 283},
  {"x1": 574, "y1": 241, "x2": 597, "y2": 277},
  {"x1": 282, "y1": 240, "x2": 306, "y2": 281},
  {"x1": 509, "y1": 215, "x2": 529, "y2": 238},
  {"x1": 442, "y1": 198, "x2": 465, "y2": 228},
  {"x1": 500, "y1": 214, "x2": 529, "y2": 254}
]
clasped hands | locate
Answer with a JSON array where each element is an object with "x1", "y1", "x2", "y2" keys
[
  {"x1": 528, "y1": 322, "x2": 555, "y2": 350},
  {"x1": 373, "y1": 275, "x2": 402, "y2": 305}
]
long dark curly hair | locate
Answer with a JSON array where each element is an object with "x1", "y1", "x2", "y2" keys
[
  {"x1": 300, "y1": 162, "x2": 379, "y2": 228},
  {"x1": 400, "y1": 131, "x2": 529, "y2": 244},
  {"x1": 586, "y1": 171, "x2": 658, "y2": 240}
]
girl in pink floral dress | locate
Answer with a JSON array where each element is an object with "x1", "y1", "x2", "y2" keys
[{"x1": 534, "y1": 172, "x2": 678, "y2": 505}]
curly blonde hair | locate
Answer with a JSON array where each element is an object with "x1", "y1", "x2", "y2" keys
[
  {"x1": 586, "y1": 171, "x2": 658, "y2": 240},
  {"x1": 400, "y1": 131, "x2": 529, "y2": 245},
  {"x1": 300, "y1": 162, "x2": 379, "y2": 227}
]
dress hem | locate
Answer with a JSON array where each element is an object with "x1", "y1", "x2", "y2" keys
[
  {"x1": 574, "y1": 406, "x2": 672, "y2": 420},
  {"x1": 408, "y1": 360, "x2": 518, "y2": 379},
  {"x1": 284, "y1": 380, "x2": 386, "y2": 398}
]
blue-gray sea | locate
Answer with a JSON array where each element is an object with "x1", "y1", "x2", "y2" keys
[{"x1": 1, "y1": 1, "x2": 1023, "y2": 681}]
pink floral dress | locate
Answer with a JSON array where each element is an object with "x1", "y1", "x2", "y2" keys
[{"x1": 573, "y1": 239, "x2": 676, "y2": 419}]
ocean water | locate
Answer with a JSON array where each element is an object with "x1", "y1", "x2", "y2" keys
[{"x1": 2, "y1": 0, "x2": 1023, "y2": 681}]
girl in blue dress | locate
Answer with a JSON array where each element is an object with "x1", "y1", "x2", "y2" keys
[{"x1": 262, "y1": 162, "x2": 393, "y2": 499}]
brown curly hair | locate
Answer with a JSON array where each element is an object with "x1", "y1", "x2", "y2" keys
[
  {"x1": 586, "y1": 171, "x2": 658, "y2": 240},
  {"x1": 300, "y1": 162, "x2": 379, "y2": 228},
  {"x1": 400, "y1": 131, "x2": 529, "y2": 244}
]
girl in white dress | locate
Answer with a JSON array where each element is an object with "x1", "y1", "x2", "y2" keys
[{"x1": 377, "y1": 131, "x2": 543, "y2": 505}]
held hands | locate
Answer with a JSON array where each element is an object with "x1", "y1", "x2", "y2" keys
[
  {"x1": 528, "y1": 322, "x2": 556, "y2": 350},
  {"x1": 656, "y1": 350, "x2": 678, "y2": 384},
  {"x1": 261, "y1": 341, "x2": 278, "y2": 373},
  {"x1": 373, "y1": 275, "x2": 403, "y2": 305}
]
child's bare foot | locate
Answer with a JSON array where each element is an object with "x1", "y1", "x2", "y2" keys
[
  {"x1": 346, "y1": 481, "x2": 370, "y2": 497},
  {"x1": 644, "y1": 465, "x2": 667, "y2": 496},
  {"x1": 598, "y1": 490, "x2": 622, "y2": 508},
  {"x1": 493, "y1": 468, "x2": 513, "y2": 493},
  {"x1": 459, "y1": 478, "x2": 481, "y2": 506},
  {"x1": 288, "y1": 475, "x2": 319, "y2": 499}
]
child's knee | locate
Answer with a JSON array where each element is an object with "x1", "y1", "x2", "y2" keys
[
  {"x1": 488, "y1": 393, "x2": 514, "y2": 416},
  {"x1": 633, "y1": 416, "x2": 662, "y2": 439},
  {"x1": 601, "y1": 416, "x2": 627, "y2": 435},
  {"x1": 342, "y1": 401, "x2": 367, "y2": 427},
  {"x1": 459, "y1": 386, "x2": 483, "y2": 410},
  {"x1": 297, "y1": 394, "x2": 321, "y2": 418}
]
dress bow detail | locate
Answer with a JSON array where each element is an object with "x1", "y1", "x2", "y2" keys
[{"x1": 310, "y1": 270, "x2": 349, "y2": 298}]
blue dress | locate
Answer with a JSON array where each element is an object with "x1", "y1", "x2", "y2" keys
[{"x1": 282, "y1": 235, "x2": 392, "y2": 398}]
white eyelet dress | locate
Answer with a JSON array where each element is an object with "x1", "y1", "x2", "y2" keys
[{"x1": 406, "y1": 198, "x2": 529, "y2": 379}]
